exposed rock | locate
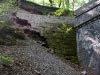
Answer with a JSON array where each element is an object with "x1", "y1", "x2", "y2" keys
[
  {"x1": 11, "y1": 12, "x2": 31, "y2": 27},
  {"x1": 16, "y1": 10, "x2": 74, "y2": 33}
]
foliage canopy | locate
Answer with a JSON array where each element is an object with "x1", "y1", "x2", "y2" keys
[
  {"x1": 0, "y1": 0, "x2": 17, "y2": 17},
  {"x1": 27, "y1": 0, "x2": 92, "y2": 10}
]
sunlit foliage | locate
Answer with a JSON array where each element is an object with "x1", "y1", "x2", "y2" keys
[
  {"x1": 0, "y1": 0, "x2": 17, "y2": 17},
  {"x1": 27, "y1": 0, "x2": 92, "y2": 10}
]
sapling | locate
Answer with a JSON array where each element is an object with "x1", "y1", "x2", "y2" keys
[{"x1": 0, "y1": 55, "x2": 13, "y2": 68}]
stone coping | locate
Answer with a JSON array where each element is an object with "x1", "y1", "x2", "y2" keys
[{"x1": 75, "y1": 0, "x2": 100, "y2": 17}]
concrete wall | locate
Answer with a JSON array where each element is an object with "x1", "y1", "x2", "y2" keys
[
  {"x1": 75, "y1": 0, "x2": 100, "y2": 75},
  {"x1": 16, "y1": 10, "x2": 74, "y2": 32},
  {"x1": 76, "y1": 19, "x2": 100, "y2": 75}
]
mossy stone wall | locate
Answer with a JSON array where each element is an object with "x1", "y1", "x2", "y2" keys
[{"x1": 43, "y1": 24, "x2": 78, "y2": 64}]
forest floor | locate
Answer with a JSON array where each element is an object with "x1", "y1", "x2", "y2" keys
[{"x1": 0, "y1": 40, "x2": 82, "y2": 75}]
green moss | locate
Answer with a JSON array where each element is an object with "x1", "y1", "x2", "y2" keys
[{"x1": 43, "y1": 24, "x2": 79, "y2": 64}]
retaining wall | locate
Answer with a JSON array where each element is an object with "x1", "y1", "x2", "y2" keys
[{"x1": 75, "y1": 0, "x2": 100, "y2": 75}]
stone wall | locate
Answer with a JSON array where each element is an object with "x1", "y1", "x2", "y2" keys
[
  {"x1": 75, "y1": 0, "x2": 100, "y2": 75},
  {"x1": 16, "y1": 10, "x2": 74, "y2": 33}
]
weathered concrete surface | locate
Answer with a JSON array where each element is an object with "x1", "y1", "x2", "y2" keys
[
  {"x1": 16, "y1": 10, "x2": 74, "y2": 32},
  {"x1": 75, "y1": 0, "x2": 100, "y2": 75},
  {"x1": 75, "y1": 0, "x2": 99, "y2": 17},
  {"x1": 75, "y1": 0, "x2": 100, "y2": 26},
  {"x1": 76, "y1": 19, "x2": 100, "y2": 75}
]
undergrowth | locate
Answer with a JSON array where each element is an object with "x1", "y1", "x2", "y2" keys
[{"x1": 0, "y1": 54, "x2": 13, "y2": 66}]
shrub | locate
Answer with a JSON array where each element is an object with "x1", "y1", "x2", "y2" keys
[
  {"x1": 53, "y1": 8, "x2": 74, "y2": 16},
  {"x1": 0, "y1": 55, "x2": 13, "y2": 66}
]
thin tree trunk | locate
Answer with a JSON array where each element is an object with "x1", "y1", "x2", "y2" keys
[
  {"x1": 59, "y1": 0, "x2": 61, "y2": 7},
  {"x1": 49, "y1": 0, "x2": 53, "y2": 6},
  {"x1": 65, "y1": 0, "x2": 69, "y2": 10}
]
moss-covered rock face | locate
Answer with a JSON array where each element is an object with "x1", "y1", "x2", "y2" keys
[
  {"x1": 43, "y1": 24, "x2": 79, "y2": 64},
  {"x1": 0, "y1": 20, "x2": 26, "y2": 45}
]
